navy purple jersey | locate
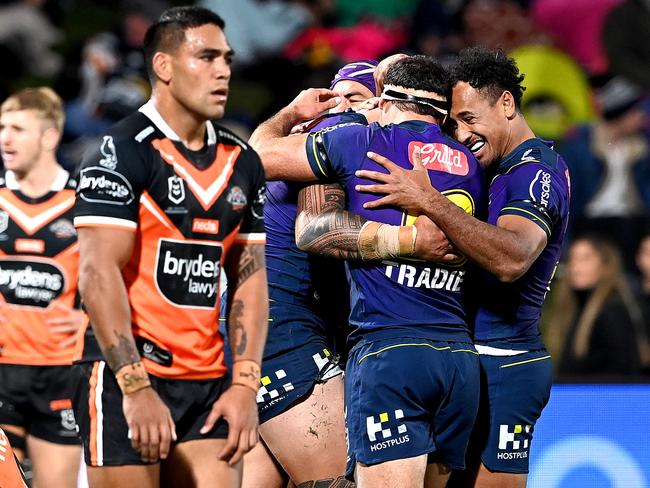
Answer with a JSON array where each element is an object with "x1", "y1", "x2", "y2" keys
[
  {"x1": 263, "y1": 111, "x2": 365, "y2": 354},
  {"x1": 306, "y1": 120, "x2": 486, "y2": 345},
  {"x1": 474, "y1": 138, "x2": 570, "y2": 349}
]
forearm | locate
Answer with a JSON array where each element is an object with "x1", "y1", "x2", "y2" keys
[
  {"x1": 422, "y1": 192, "x2": 538, "y2": 281},
  {"x1": 78, "y1": 262, "x2": 140, "y2": 372},
  {"x1": 296, "y1": 208, "x2": 366, "y2": 259}
]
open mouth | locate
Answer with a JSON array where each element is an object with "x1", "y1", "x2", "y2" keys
[
  {"x1": 1, "y1": 149, "x2": 16, "y2": 161},
  {"x1": 468, "y1": 139, "x2": 485, "y2": 154},
  {"x1": 211, "y1": 89, "x2": 228, "y2": 101}
]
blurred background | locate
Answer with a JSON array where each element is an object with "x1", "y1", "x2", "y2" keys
[{"x1": 1, "y1": 0, "x2": 649, "y2": 486}]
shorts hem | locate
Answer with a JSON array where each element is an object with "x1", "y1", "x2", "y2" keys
[
  {"x1": 27, "y1": 431, "x2": 81, "y2": 446},
  {"x1": 481, "y1": 458, "x2": 529, "y2": 474}
]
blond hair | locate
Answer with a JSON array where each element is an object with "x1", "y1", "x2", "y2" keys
[{"x1": 1, "y1": 87, "x2": 65, "y2": 133}]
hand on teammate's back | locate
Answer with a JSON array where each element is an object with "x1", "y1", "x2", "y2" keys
[
  {"x1": 123, "y1": 387, "x2": 177, "y2": 463},
  {"x1": 201, "y1": 384, "x2": 259, "y2": 466},
  {"x1": 413, "y1": 216, "x2": 460, "y2": 263}
]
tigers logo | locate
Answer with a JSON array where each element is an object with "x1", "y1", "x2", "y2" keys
[
  {"x1": 168, "y1": 175, "x2": 185, "y2": 204},
  {"x1": 227, "y1": 186, "x2": 247, "y2": 211}
]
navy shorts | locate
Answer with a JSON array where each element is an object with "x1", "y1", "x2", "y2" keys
[
  {"x1": 257, "y1": 341, "x2": 342, "y2": 424},
  {"x1": 474, "y1": 350, "x2": 553, "y2": 474},
  {"x1": 344, "y1": 339, "x2": 480, "y2": 479},
  {"x1": 73, "y1": 361, "x2": 229, "y2": 466},
  {"x1": 0, "y1": 364, "x2": 80, "y2": 446}
]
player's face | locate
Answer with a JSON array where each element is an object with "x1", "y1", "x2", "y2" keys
[
  {"x1": 566, "y1": 240, "x2": 603, "y2": 290},
  {"x1": 451, "y1": 81, "x2": 511, "y2": 168},
  {"x1": 636, "y1": 237, "x2": 650, "y2": 278},
  {"x1": 169, "y1": 24, "x2": 232, "y2": 120},
  {"x1": 331, "y1": 80, "x2": 375, "y2": 113},
  {"x1": 0, "y1": 110, "x2": 47, "y2": 175}
]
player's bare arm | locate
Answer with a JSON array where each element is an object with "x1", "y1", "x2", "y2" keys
[
  {"x1": 201, "y1": 241, "x2": 268, "y2": 466},
  {"x1": 356, "y1": 150, "x2": 547, "y2": 281},
  {"x1": 296, "y1": 183, "x2": 459, "y2": 263},
  {"x1": 249, "y1": 88, "x2": 341, "y2": 180},
  {"x1": 77, "y1": 227, "x2": 176, "y2": 463}
]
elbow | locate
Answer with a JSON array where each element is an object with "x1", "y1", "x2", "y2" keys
[
  {"x1": 295, "y1": 211, "x2": 318, "y2": 252},
  {"x1": 78, "y1": 260, "x2": 99, "y2": 301},
  {"x1": 492, "y1": 259, "x2": 529, "y2": 283}
]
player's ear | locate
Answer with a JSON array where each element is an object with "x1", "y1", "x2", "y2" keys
[
  {"x1": 152, "y1": 52, "x2": 172, "y2": 84},
  {"x1": 502, "y1": 90, "x2": 516, "y2": 119},
  {"x1": 41, "y1": 127, "x2": 60, "y2": 152}
]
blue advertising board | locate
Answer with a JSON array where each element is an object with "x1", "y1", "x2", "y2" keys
[{"x1": 529, "y1": 384, "x2": 650, "y2": 488}]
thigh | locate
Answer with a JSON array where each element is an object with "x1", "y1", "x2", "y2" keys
[
  {"x1": 241, "y1": 441, "x2": 286, "y2": 488},
  {"x1": 27, "y1": 435, "x2": 80, "y2": 488},
  {"x1": 260, "y1": 374, "x2": 346, "y2": 484},
  {"x1": 0, "y1": 365, "x2": 31, "y2": 457},
  {"x1": 87, "y1": 465, "x2": 159, "y2": 488},
  {"x1": 478, "y1": 351, "x2": 553, "y2": 475},
  {"x1": 27, "y1": 366, "x2": 80, "y2": 447},
  {"x1": 161, "y1": 439, "x2": 242, "y2": 488},
  {"x1": 356, "y1": 454, "x2": 427, "y2": 488}
]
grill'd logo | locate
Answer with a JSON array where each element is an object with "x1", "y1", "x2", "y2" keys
[{"x1": 155, "y1": 238, "x2": 222, "y2": 308}]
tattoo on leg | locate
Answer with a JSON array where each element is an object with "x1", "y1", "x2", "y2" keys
[
  {"x1": 228, "y1": 299, "x2": 247, "y2": 356},
  {"x1": 103, "y1": 331, "x2": 140, "y2": 372},
  {"x1": 296, "y1": 477, "x2": 355, "y2": 488}
]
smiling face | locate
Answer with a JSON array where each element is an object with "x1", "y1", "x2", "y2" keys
[
  {"x1": 158, "y1": 23, "x2": 233, "y2": 121},
  {"x1": 450, "y1": 81, "x2": 513, "y2": 168}
]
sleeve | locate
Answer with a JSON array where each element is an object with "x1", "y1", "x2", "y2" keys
[
  {"x1": 305, "y1": 122, "x2": 370, "y2": 181},
  {"x1": 499, "y1": 163, "x2": 565, "y2": 237},
  {"x1": 236, "y1": 150, "x2": 266, "y2": 244},
  {"x1": 73, "y1": 134, "x2": 148, "y2": 232}
]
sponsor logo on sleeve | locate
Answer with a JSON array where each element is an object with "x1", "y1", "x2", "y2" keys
[
  {"x1": 79, "y1": 167, "x2": 135, "y2": 205},
  {"x1": 408, "y1": 141, "x2": 469, "y2": 176},
  {"x1": 154, "y1": 238, "x2": 222, "y2": 309},
  {"x1": 529, "y1": 169, "x2": 552, "y2": 207},
  {"x1": 98, "y1": 135, "x2": 118, "y2": 170},
  {"x1": 0, "y1": 258, "x2": 66, "y2": 307},
  {"x1": 167, "y1": 175, "x2": 185, "y2": 204}
]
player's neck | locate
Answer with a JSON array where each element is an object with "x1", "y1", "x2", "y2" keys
[
  {"x1": 151, "y1": 93, "x2": 208, "y2": 151},
  {"x1": 12, "y1": 155, "x2": 62, "y2": 198},
  {"x1": 502, "y1": 115, "x2": 537, "y2": 158},
  {"x1": 389, "y1": 111, "x2": 436, "y2": 126}
]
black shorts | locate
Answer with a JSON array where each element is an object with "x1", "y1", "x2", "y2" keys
[
  {"x1": 73, "y1": 361, "x2": 230, "y2": 466},
  {"x1": 0, "y1": 364, "x2": 80, "y2": 446}
]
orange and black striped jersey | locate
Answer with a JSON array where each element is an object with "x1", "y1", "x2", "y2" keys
[
  {"x1": 0, "y1": 168, "x2": 81, "y2": 366},
  {"x1": 74, "y1": 101, "x2": 266, "y2": 380}
]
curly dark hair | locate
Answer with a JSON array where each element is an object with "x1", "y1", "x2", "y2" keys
[
  {"x1": 449, "y1": 46, "x2": 526, "y2": 109},
  {"x1": 143, "y1": 6, "x2": 226, "y2": 82},
  {"x1": 383, "y1": 55, "x2": 450, "y2": 119}
]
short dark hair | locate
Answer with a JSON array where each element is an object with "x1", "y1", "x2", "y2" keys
[
  {"x1": 450, "y1": 47, "x2": 526, "y2": 109},
  {"x1": 383, "y1": 55, "x2": 450, "y2": 119},
  {"x1": 143, "y1": 6, "x2": 226, "y2": 81}
]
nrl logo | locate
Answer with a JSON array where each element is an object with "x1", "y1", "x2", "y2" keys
[{"x1": 168, "y1": 175, "x2": 185, "y2": 204}]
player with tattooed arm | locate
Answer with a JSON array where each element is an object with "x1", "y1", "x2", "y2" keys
[{"x1": 72, "y1": 7, "x2": 268, "y2": 488}]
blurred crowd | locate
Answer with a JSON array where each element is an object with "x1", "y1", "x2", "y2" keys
[{"x1": 1, "y1": 0, "x2": 650, "y2": 382}]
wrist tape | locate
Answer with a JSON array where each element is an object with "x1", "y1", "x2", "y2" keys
[{"x1": 357, "y1": 221, "x2": 417, "y2": 260}]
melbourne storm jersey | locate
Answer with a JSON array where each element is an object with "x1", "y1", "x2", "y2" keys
[
  {"x1": 0, "y1": 169, "x2": 81, "y2": 365},
  {"x1": 74, "y1": 101, "x2": 266, "y2": 380},
  {"x1": 474, "y1": 138, "x2": 570, "y2": 349},
  {"x1": 306, "y1": 120, "x2": 486, "y2": 344},
  {"x1": 264, "y1": 112, "x2": 364, "y2": 355}
]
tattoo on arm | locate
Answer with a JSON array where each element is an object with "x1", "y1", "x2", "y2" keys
[
  {"x1": 296, "y1": 184, "x2": 366, "y2": 259},
  {"x1": 103, "y1": 331, "x2": 141, "y2": 372},
  {"x1": 228, "y1": 299, "x2": 248, "y2": 356},
  {"x1": 237, "y1": 244, "x2": 265, "y2": 286}
]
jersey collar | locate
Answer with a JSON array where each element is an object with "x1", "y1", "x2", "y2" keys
[
  {"x1": 497, "y1": 137, "x2": 554, "y2": 174},
  {"x1": 5, "y1": 167, "x2": 69, "y2": 191},
  {"x1": 139, "y1": 100, "x2": 217, "y2": 146}
]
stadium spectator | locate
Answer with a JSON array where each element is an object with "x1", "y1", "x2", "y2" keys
[
  {"x1": 549, "y1": 235, "x2": 650, "y2": 378},
  {"x1": 603, "y1": 0, "x2": 650, "y2": 89},
  {"x1": 72, "y1": 7, "x2": 268, "y2": 487},
  {"x1": 0, "y1": 87, "x2": 82, "y2": 488},
  {"x1": 558, "y1": 76, "x2": 650, "y2": 269}
]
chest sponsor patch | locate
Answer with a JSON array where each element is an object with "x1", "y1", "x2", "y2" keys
[
  {"x1": 154, "y1": 238, "x2": 222, "y2": 308},
  {"x1": 0, "y1": 258, "x2": 66, "y2": 307},
  {"x1": 408, "y1": 141, "x2": 469, "y2": 176}
]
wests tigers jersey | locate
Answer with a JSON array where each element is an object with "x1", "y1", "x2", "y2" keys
[
  {"x1": 0, "y1": 168, "x2": 81, "y2": 366},
  {"x1": 74, "y1": 101, "x2": 266, "y2": 380}
]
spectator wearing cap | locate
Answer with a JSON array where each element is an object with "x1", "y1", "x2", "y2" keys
[{"x1": 558, "y1": 76, "x2": 650, "y2": 269}]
